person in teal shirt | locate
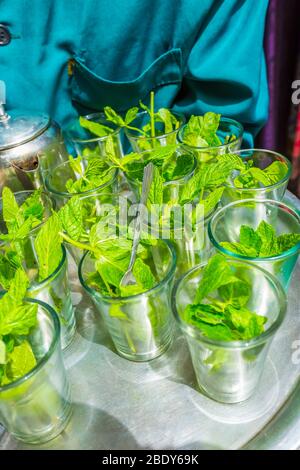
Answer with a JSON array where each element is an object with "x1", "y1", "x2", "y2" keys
[{"x1": 0, "y1": 0, "x2": 269, "y2": 145}]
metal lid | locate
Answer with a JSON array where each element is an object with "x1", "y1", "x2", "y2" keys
[{"x1": 0, "y1": 104, "x2": 50, "y2": 150}]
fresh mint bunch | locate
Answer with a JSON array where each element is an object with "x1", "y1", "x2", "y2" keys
[
  {"x1": 184, "y1": 255, "x2": 267, "y2": 342},
  {"x1": 0, "y1": 269, "x2": 38, "y2": 386},
  {"x1": 220, "y1": 220, "x2": 300, "y2": 257}
]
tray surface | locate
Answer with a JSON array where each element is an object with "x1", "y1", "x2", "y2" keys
[{"x1": 1, "y1": 191, "x2": 300, "y2": 450}]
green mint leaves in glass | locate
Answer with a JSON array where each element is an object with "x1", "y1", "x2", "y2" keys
[
  {"x1": 58, "y1": 199, "x2": 177, "y2": 361},
  {"x1": 0, "y1": 272, "x2": 72, "y2": 443},
  {"x1": 209, "y1": 199, "x2": 300, "y2": 290},
  {"x1": 172, "y1": 255, "x2": 286, "y2": 403},
  {"x1": 222, "y1": 149, "x2": 291, "y2": 204},
  {"x1": 178, "y1": 112, "x2": 243, "y2": 163},
  {"x1": 0, "y1": 188, "x2": 76, "y2": 348},
  {"x1": 45, "y1": 156, "x2": 118, "y2": 209},
  {"x1": 79, "y1": 239, "x2": 176, "y2": 361}
]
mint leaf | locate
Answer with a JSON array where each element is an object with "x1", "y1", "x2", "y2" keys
[
  {"x1": 125, "y1": 107, "x2": 139, "y2": 125},
  {"x1": 162, "y1": 153, "x2": 194, "y2": 181},
  {"x1": 2, "y1": 186, "x2": 23, "y2": 233},
  {"x1": 20, "y1": 189, "x2": 44, "y2": 222},
  {"x1": 6, "y1": 340, "x2": 37, "y2": 382},
  {"x1": 277, "y1": 233, "x2": 300, "y2": 253},
  {"x1": 239, "y1": 225, "x2": 262, "y2": 255},
  {"x1": 218, "y1": 280, "x2": 250, "y2": 308},
  {"x1": 58, "y1": 196, "x2": 84, "y2": 241},
  {"x1": 217, "y1": 153, "x2": 245, "y2": 170},
  {"x1": 79, "y1": 116, "x2": 114, "y2": 137},
  {"x1": 132, "y1": 257, "x2": 156, "y2": 291},
  {"x1": 104, "y1": 106, "x2": 126, "y2": 127},
  {"x1": 34, "y1": 213, "x2": 63, "y2": 281},
  {"x1": 0, "y1": 251, "x2": 20, "y2": 290},
  {"x1": 225, "y1": 305, "x2": 267, "y2": 340},
  {"x1": 202, "y1": 187, "x2": 224, "y2": 216},
  {"x1": 156, "y1": 108, "x2": 179, "y2": 134},
  {"x1": 195, "y1": 254, "x2": 239, "y2": 303},
  {"x1": 0, "y1": 302, "x2": 37, "y2": 336},
  {"x1": 220, "y1": 241, "x2": 258, "y2": 257},
  {"x1": 147, "y1": 165, "x2": 163, "y2": 206},
  {"x1": 184, "y1": 303, "x2": 225, "y2": 326},
  {"x1": 182, "y1": 112, "x2": 222, "y2": 148},
  {"x1": 256, "y1": 220, "x2": 278, "y2": 257},
  {"x1": 263, "y1": 161, "x2": 288, "y2": 184}
]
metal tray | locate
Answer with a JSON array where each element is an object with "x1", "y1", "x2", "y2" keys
[{"x1": 1, "y1": 191, "x2": 300, "y2": 450}]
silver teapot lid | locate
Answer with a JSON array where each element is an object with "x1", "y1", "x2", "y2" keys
[{"x1": 0, "y1": 104, "x2": 50, "y2": 151}]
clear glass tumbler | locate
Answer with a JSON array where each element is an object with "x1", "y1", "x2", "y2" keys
[
  {"x1": 208, "y1": 199, "x2": 300, "y2": 290},
  {"x1": 45, "y1": 158, "x2": 118, "y2": 209},
  {"x1": 177, "y1": 117, "x2": 243, "y2": 163},
  {"x1": 79, "y1": 240, "x2": 177, "y2": 361},
  {"x1": 0, "y1": 298, "x2": 72, "y2": 444},
  {"x1": 172, "y1": 260, "x2": 287, "y2": 403},
  {"x1": 222, "y1": 149, "x2": 292, "y2": 205},
  {"x1": 125, "y1": 111, "x2": 186, "y2": 152}
]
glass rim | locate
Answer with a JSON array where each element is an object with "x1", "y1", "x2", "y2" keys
[
  {"x1": 0, "y1": 298, "x2": 60, "y2": 392},
  {"x1": 177, "y1": 116, "x2": 244, "y2": 150},
  {"x1": 171, "y1": 259, "x2": 287, "y2": 349},
  {"x1": 29, "y1": 244, "x2": 67, "y2": 291},
  {"x1": 78, "y1": 239, "x2": 177, "y2": 302},
  {"x1": 0, "y1": 189, "x2": 54, "y2": 238},
  {"x1": 65, "y1": 112, "x2": 121, "y2": 143},
  {"x1": 44, "y1": 159, "x2": 118, "y2": 198},
  {"x1": 208, "y1": 198, "x2": 300, "y2": 261},
  {"x1": 124, "y1": 110, "x2": 186, "y2": 141},
  {"x1": 126, "y1": 148, "x2": 197, "y2": 185},
  {"x1": 224, "y1": 148, "x2": 292, "y2": 191}
]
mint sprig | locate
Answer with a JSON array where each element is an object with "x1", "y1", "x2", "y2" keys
[
  {"x1": 0, "y1": 269, "x2": 38, "y2": 386},
  {"x1": 220, "y1": 220, "x2": 300, "y2": 257},
  {"x1": 184, "y1": 255, "x2": 267, "y2": 342}
]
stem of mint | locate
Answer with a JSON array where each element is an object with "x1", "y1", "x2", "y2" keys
[{"x1": 150, "y1": 91, "x2": 155, "y2": 139}]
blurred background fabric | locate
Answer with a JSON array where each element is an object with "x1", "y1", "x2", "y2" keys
[{"x1": 256, "y1": 0, "x2": 300, "y2": 196}]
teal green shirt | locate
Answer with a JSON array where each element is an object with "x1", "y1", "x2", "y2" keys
[{"x1": 0, "y1": 0, "x2": 269, "y2": 145}]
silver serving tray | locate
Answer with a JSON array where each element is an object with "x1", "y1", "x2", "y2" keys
[{"x1": 1, "y1": 191, "x2": 300, "y2": 450}]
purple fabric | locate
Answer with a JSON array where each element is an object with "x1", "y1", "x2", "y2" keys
[{"x1": 256, "y1": 0, "x2": 300, "y2": 155}]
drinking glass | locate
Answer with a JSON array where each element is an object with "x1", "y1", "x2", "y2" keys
[
  {"x1": 208, "y1": 199, "x2": 300, "y2": 290},
  {"x1": 222, "y1": 149, "x2": 292, "y2": 205},
  {"x1": 172, "y1": 260, "x2": 287, "y2": 403},
  {"x1": 0, "y1": 298, "x2": 72, "y2": 444},
  {"x1": 79, "y1": 240, "x2": 177, "y2": 361},
  {"x1": 177, "y1": 117, "x2": 243, "y2": 163}
]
